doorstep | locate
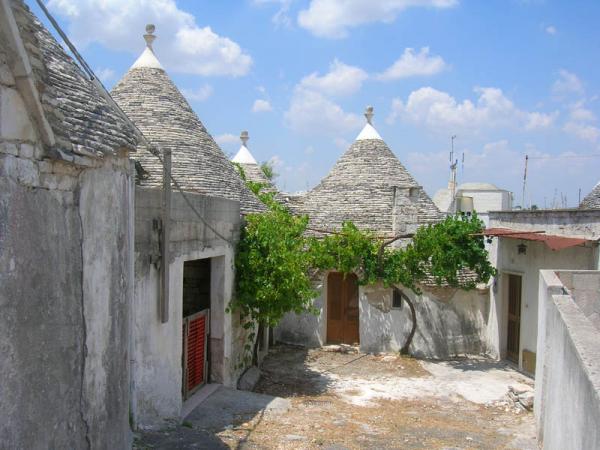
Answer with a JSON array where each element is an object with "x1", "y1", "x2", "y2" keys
[{"x1": 182, "y1": 383, "x2": 221, "y2": 419}]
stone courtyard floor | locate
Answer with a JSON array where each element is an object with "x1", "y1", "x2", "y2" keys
[{"x1": 135, "y1": 345, "x2": 538, "y2": 449}]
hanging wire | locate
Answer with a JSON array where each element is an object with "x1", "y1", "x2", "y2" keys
[{"x1": 35, "y1": 0, "x2": 235, "y2": 245}]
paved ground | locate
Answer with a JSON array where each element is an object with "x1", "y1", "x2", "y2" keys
[{"x1": 135, "y1": 345, "x2": 538, "y2": 449}]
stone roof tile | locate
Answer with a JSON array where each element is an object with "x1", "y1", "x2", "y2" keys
[
  {"x1": 110, "y1": 33, "x2": 264, "y2": 214},
  {"x1": 581, "y1": 182, "x2": 600, "y2": 209},
  {"x1": 11, "y1": 1, "x2": 138, "y2": 157},
  {"x1": 291, "y1": 123, "x2": 443, "y2": 235}
]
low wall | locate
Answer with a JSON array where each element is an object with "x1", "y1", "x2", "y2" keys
[
  {"x1": 275, "y1": 273, "x2": 491, "y2": 359},
  {"x1": 536, "y1": 270, "x2": 600, "y2": 450},
  {"x1": 360, "y1": 284, "x2": 490, "y2": 358}
]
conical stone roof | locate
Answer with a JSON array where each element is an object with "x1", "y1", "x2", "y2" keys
[
  {"x1": 8, "y1": 1, "x2": 138, "y2": 158},
  {"x1": 231, "y1": 131, "x2": 290, "y2": 205},
  {"x1": 580, "y1": 182, "x2": 600, "y2": 209},
  {"x1": 292, "y1": 107, "x2": 442, "y2": 235},
  {"x1": 111, "y1": 26, "x2": 264, "y2": 214}
]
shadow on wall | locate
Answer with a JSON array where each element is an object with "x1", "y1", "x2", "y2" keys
[
  {"x1": 360, "y1": 286, "x2": 489, "y2": 359},
  {"x1": 412, "y1": 292, "x2": 487, "y2": 359}
]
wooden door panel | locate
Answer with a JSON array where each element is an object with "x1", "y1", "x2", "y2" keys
[
  {"x1": 327, "y1": 272, "x2": 359, "y2": 345},
  {"x1": 506, "y1": 274, "x2": 521, "y2": 364}
]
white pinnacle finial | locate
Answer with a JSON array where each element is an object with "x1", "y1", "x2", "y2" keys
[
  {"x1": 144, "y1": 24, "x2": 156, "y2": 49},
  {"x1": 240, "y1": 130, "x2": 249, "y2": 146},
  {"x1": 131, "y1": 24, "x2": 163, "y2": 70},
  {"x1": 365, "y1": 106, "x2": 374, "y2": 125}
]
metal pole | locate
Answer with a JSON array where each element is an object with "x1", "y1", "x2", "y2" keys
[
  {"x1": 160, "y1": 149, "x2": 172, "y2": 323},
  {"x1": 522, "y1": 155, "x2": 528, "y2": 209}
]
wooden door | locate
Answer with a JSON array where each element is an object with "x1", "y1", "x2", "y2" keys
[
  {"x1": 506, "y1": 274, "x2": 522, "y2": 364},
  {"x1": 182, "y1": 309, "x2": 209, "y2": 399},
  {"x1": 327, "y1": 272, "x2": 360, "y2": 345}
]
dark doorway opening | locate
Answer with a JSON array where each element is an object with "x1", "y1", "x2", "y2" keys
[
  {"x1": 326, "y1": 272, "x2": 360, "y2": 345},
  {"x1": 182, "y1": 259, "x2": 211, "y2": 399},
  {"x1": 506, "y1": 274, "x2": 522, "y2": 364}
]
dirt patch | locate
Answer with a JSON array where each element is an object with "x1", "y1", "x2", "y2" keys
[
  {"x1": 246, "y1": 345, "x2": 537, "y2": 449},
  {"x1": 135, "y1": 345, "x2": 537, "y2": 449}
]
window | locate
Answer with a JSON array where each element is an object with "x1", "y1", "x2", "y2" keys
[{"x1": 392, "y1": 288, "x2": 404, "y2": 309}]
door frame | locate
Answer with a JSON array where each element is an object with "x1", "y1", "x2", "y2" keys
[
  {"x1": 325, "y1": 271, "x2": 360, "y2": 345},
  {"x1": 501, "y1": 270, "x2": 524, "y2": 366}
]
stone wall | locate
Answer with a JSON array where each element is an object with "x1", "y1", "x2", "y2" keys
[
  {"x1": 360, "y1": 284, "x2": 490, "y2": 358},
  {"x1": 0, "y1": 53, "x2": 133, "y2": 448},
  {"x1": 275, "y1": 273, "x2": 491, "y2": 358},
  {"x1": 133, "y1": 188, "x2": 254, "y2": 429},
  {"x1": 535, "y1": 270, "x2": 600, "y2": 450}
]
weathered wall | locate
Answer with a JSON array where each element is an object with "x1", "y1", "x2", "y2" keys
[
  {"x1": 132, "y1": 188, "x2": 249, "y2": 429},
  {"x1": 489, "y1": 209, "x2": 600, "y2": 240},
  {"x1": 0, "y1": 61, "x2": 133, "y2": 448},
  {"x1": 535, "y1": 270, "x2": 600, "y2": 450},
  {"x1": 359, "y1": 284, "x2": 490, "y2": 358},
  {"x1": 274, "y1": 276, "x2": 327, "y2": 347},
  {"x1": 275, "y1": 273, "x2": 491, "y2": 358},
  {"x1": 486, "y1": 212, "x2": 599, "y2": 373}
]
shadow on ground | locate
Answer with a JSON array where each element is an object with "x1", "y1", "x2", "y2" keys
[
  {"x1": 254, "y1": 344, "x2": 336, "y2": 398},
  {"x1": 134, "y1": 386, "x2": 290, "y2": 449}
]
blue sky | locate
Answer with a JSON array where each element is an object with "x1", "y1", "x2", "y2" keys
[{"x1": 31, "y1": 0, "x2": 600, "y2": 207}]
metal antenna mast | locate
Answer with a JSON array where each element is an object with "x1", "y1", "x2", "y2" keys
[
  {"x1": 450, "y1": 135, "x2": 458, "y2": 211},
  {"x1": 522, "y1": 154, "x2": 528, "y2": 209}
]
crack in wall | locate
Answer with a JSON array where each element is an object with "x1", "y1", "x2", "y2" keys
[{"x1": 75, "y1": 179, "x2": 91, "y2": 450}]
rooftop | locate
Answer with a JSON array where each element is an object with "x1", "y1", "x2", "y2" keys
[
  {"x1": 110, "y1": 25, "x2": 264, "y2": 214},
  {"x1": 291, "y1": 107, "x2": 442, "y2": 235}
]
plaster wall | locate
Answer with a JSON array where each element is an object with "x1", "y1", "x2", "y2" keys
[
  {"x1": 0, "y1": 61, "x2": 133, "y2": 448},
  {"x1": 460, "y1": 190, "x2": 511, "y2": 213},
  {"x1": 359, "y1": 284, "x2": 490, "y2": 358},
  {"x1": 487, "y1": 212, "x2": 599, "y2": 373},
  {"x1": 535, "y1": 270, "x2": 600, "y2": 450},
  {"x1": 275, "y1": 273, "x2": 490, "y2": 358},
  {"x1": 132, "y1": 188, "x2": 248, "y2": 429},
  {"x1": 274, "y1": 275, "x2": 328, "y2": 347},
  {"x1": 488, "y1": 209, "x2": 600, "y2": 240}
]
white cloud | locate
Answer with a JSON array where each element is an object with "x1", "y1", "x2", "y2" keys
[
  {"x1": 181, "y1": 84, "x2": 213, "y2": 102},
  {"x1": 268, "y1": 154, "x2": 285, "y2": 169},
  {"x1": 552, "y1": 69, "x2": 584, "y2": 97},
  {"x1": 253, "y1": 0, "x2": 294, "y2": 27},
  {"x1": 562, "y1": 100, "x2": 599, "y2": 142},
  {"x1": 298, "y1": 0, "x2": 458, "y2": 38},
  {"x1": 563, "y1": 122, "x2": 600, "y2": 142},
  {"x1": 545, "y1": 25, "x2": 557, "y2": 35},
  {"x1": 299, "y1": 59, "x2": 368, "y2": 97},
  {"x1": 252, "y1": 99, "x2": 273, "y2": 113},
  {"x1": 407, "y1": 140, "x2": 594, "y2": 208},
  {"x1": 285, "y1": 87, "x2": 362, "y2": 135},
  {"x1": 95, "y1": 67, "x2": 115, "y2": 82},
  {"x1": 48, "y1": 0, "x2": 252, "y2": 77},
  {"x1": 377, "y1": 47, "x2": 447, "y2": 80},
  {"x1": 388, "y1": 86, "x2": 557, "y2": 131},
  {"x1": 214, "y1": 133, "x2": 240, "y2": 145},
  {"x1": 334, "y1": 137, "x2": 350, "y2": 149}
]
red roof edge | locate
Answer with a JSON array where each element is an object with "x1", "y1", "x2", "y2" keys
[{"x1": 483, "y1": 227, "x2": 592, "y2": 251}]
